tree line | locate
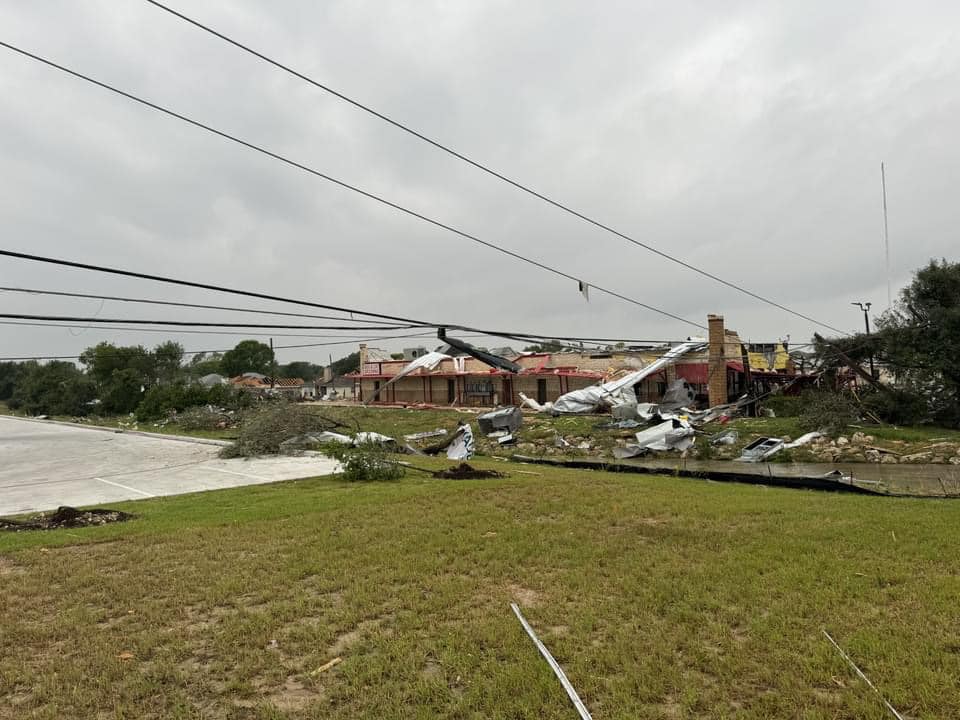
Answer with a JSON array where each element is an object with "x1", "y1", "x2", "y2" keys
[{"x1": 0, "y1": 339, "x2": 359, "y2": 419}]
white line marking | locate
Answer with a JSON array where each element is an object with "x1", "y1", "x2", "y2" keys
[
  {"x1": 95, "y1": 477, "x2": 155, "y2": 498},
  {"x1": 203, "y1": 466, "x2": 272, "y2": 481}
]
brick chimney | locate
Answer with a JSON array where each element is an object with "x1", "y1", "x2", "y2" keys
[
  {"x1": 359, "y1": 343, "x2": 368, "y2": 371},
  {"x1": 707, "y1": 314, "x2": 727, "y2": 407}
]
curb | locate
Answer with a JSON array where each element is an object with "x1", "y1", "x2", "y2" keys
[{"x1": 2, "y1": 415, "x2": 233, "y2": 447}]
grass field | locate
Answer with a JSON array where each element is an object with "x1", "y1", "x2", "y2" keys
[{"x1": 2, "y1": 460, "x2": 959, "y2": 719}]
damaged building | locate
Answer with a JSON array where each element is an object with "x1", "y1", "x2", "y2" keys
[{"x1": 351, "y1": 314, "x2": 802, "y2": 409}]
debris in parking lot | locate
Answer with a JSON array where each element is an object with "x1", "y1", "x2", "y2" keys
[{"x1": 0, "y1": 506, "x2": 133, "y2": 532}]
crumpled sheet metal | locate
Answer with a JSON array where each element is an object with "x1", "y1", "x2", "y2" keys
[
  {"x1": 613, "y1": 418, "x2": 697, "y2": 458},
  {"x1": 550, "y1": 341, "x2": 707, "y2": 414}
]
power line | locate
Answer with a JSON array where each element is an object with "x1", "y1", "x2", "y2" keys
[
  {"x1": 0, "y1": 250, "x2": 708, "y2": 342},
  {"x1": 0, "y1": 319, "x2": 435, "y2": 340},
  {"x1": 0, "y1": 286, "x2": 422, "y2": 324},
  {"x1": 0, "y1": 313, "x2": 419, "y2": 331},
  {"x1": 0, "y1": 41, "x2": 704, "y2": 330},
  {"x1": 144, "y1": 0, "x2": 846, "y2": 335}
]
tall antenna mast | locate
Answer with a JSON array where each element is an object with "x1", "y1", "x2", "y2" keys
[{"x1": 881, "y1": 162, "x2": 891, "y2": 309}]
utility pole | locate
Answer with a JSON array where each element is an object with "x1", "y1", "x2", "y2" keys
[
  {"x1": 269, "y1": 337, "x2": 276, "y2": 391},
  {"x1": 851, "y1": 302, "x2": 876, "y2": 379}
]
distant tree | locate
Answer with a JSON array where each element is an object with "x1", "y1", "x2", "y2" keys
[
  {"x1": 99, "y1": 368, "x2": 146, "y2": 415},
  {"x1": 329, "y1": 351, "x2": 360, "y2": 376},
  {"x1": 0, "y1": 362, "x2": 25, "y2": 401},
  {"x1": 189, "y1": 352, "x2": 223, "y2": 378},
  {"x1": 280, "y1": 361, "x2": 323, "y2": 380},
  {"x1": 876, "y1": 258, "x2": 960, "y2": 426},
  {"x1": 9, "y1": 361, "x2": 96, "y2": 416},
  {"x1": 79, "y1": 342, "x2": 154, "y2": 384},
  {"x1": 522, "y1": 342, "x2": 563, "y2": 353},
  {"x1": 390, "y1": 352, "x2": 405, "y2": 360},
  {"x1": 153, "y1": 341, "x2": 184, "y2": 383},
  {"x1": 220, "y1": 340, "x2": 275, "y2": 377}
]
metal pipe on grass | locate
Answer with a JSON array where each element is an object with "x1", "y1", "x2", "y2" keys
[
  {"x1": 822, "y1": 629, "x2": 904, "y2": 719},
  {"x1": 511, "y1": 603, "x2": 592, "y2": 720}
]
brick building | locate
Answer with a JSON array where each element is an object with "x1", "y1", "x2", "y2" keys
[{"x1": 350, "y1": 319, "x2": 798, "y2": 409}]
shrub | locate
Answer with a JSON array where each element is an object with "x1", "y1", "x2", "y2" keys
[
  {"x1": 323, "y1": 442, "x2": 405, "y2": 482},
  {"x1": 797, "y1": 391, "x2": 859, "y2": 437}
]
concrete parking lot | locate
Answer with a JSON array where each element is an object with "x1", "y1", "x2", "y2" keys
[{"x1": 0, "y1": 416, "x2": 339, "y2": 516}]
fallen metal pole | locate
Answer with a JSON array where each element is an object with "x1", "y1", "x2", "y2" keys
[
  {"x1": 822, "y1": 630, "x2": 904, "y2": 720},
  {"x1": 511, "y1": 603, "x2": 592, "y2": 720}
]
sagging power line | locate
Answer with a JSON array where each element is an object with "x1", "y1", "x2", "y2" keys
[
  {"x1": 144, "y1": 0, "x2": 846, "y2": 336},
  {"x1": 0, "y1": 40, "x2": 704, "y2": 330}
]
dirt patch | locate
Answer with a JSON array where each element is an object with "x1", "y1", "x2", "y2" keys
[
  {"x1": 0, "y1": 506, "x2": 132, "y2": 532},
  {"x1": 0, "y1": 556, "x2": 25, "y2": 576},
  {"x1": 506, "y1": 583, "x2": 541, "y2": 607},
  {"x1": 433, "y1": 463, "x2": 505, "y2": 479},
  {"x1": 267, "y1": 677, "x2": 320, "y2": 712}
]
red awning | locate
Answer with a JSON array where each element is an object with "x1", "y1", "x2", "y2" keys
[{"x1": 674, "y1": 363, "x2": 709, "y2": 384}]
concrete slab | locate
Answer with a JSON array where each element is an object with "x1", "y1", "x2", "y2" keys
[{"x1": 0, "y1": 416, "x2": 339, "y2": 516}]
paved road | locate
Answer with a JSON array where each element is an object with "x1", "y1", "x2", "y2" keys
[{"x1": 0, "y1": 416, "x2": 339, "y2": 516}]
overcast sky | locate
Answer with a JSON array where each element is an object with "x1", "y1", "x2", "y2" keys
[{"x1": 1, "y1": 0, "x2": 958, "y2": 365}]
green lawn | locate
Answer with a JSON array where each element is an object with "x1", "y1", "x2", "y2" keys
[{"x1": 2, "y1": 461, "x2": 959, "y2": 719}]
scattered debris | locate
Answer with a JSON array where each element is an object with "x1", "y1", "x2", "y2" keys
[
  {"x1": 0, "y1": 506, "x2": 133, "y2": 532},
  {"x1": 737, "y1": 437, "x2": 786, "y2": 462},
  {"x1": 433, "y1": 463, "x2": 505, "y2": 479},
  {"x1": 784, "y1": 431, "x2": 823, "y2": 449},
  {"x1": 511, "y1": 603, "x2": 592, "y2": 720},
  {"x1": 446, "y1": 422, "x2": 475, "y2": 460},
  {"x1": 614, "y1": 418, "x2": 696, "y2": 459},
  {"x1": 822, "y1": 630, "x2": 905, "y2": 720},
  {"x1": 477, "y1": 406, "x2": 523, "y2": 434},
  {"x1": 710, "y1": 429, "x2": 739, "y2": 446},
  {"x1": 309, "y1": 657, "x2": 342, "y2": 676},
  {"x1": 594, "y1": 419, "x2": 641, "y2": 430},
  {"x1": 547, "y1": 340, "x2": 706, "y2": 414},
  {"x1": 403, "y1": 429, "x2": 448, "y2": 441}
]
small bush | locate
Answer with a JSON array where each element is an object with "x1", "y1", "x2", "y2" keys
[
  {"x1": 797, "y1": 391, "x2": 859, "y2": 437},
  {"x1": 324, "y1": 442, "x2": 405, "y2": 482},
  {"x1": 860, "y1": 388, "x2": 930, "y2": 426}
]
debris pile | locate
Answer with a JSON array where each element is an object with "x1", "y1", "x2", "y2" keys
[
  {"x1": 1, "y1": 506, "x2": 133, "y2": 532},
  {"x1": 433, "y1": 463, "x2": 505, "y2": 479}
]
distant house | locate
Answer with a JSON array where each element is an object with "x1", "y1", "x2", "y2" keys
[
  {"x1": 317, "y1": 375, "x2": 355, "y2": 400},
  {"x1": 229, "y1": 375, "x2": 306, "y2": 399}
]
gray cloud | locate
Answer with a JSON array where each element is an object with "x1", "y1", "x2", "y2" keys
[{"x1": 1, "y1": 0, "x2": 958, "y2": 364}]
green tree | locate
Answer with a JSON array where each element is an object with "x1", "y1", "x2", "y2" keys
[
  {"x1": 99, "y1": 368, "x2": 146, "y2": 414},
  {"x1": 877, "y1": 258, "x2": 960, "y2": 425},
  {"x1": 9, "y1": 361, "x2": 96, "y2": 416},
  {"x1": 220, "y1": 340, "x2": 275, "y2": 377},
  {"x1": 329, "y1": 351, "x2": 359, "y2": 376},
  {"x1": 79, "y1": 342, "x2": 155, "y2": 384},
  {"x1": 153, "y1": 341, "x2": 184, "y2": 383},
  {"x1": 0, "y1": 361, "x2": 25, "y2": 401},
  {"x1": 189, "y1": 352, "x2": 223, "y2": 378},
  {"x1": 280, "y1": 361, "x2": 323, "y2": 380}
]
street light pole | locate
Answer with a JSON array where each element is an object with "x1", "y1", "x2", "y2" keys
[{"x1": 851, "y1": 302, "x2": 876, "y2": 379}]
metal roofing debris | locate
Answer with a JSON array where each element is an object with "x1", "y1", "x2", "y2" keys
[
  {"x1": 784, "y1": 431, "x2": 823, "y2": 449},
  {"x1": 548, "y1": 340, "x2": 707, "y2": 414},
  {"x1": 736, "y1": 437, "x2": 785, "y2": 462},
  {"x1": 477, "y1": 406, "x2": 523, "y2": 435},
  {"x1": 613, "y1": 418, "x2": 697, "y2": 458},
  {"x1": 366, "y1": 350, "x2": 451, "y2": 403}
]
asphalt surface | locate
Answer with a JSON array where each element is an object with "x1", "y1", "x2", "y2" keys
[{"x1": 0, "y1": 416, "x2": 339, "y2": 516}]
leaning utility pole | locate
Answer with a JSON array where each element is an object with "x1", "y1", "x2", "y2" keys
[{"x1": 851, "y1": 302, "x2": 876, "y2": 379}]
